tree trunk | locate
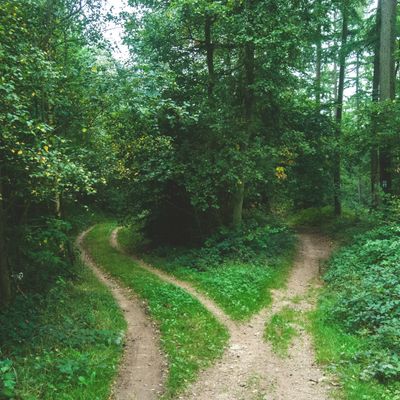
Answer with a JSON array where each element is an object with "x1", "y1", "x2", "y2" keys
[
  {"x1": 371, "y1": 0, "x2": 381, "y2": 208},
  {"x1": 232, "y1": 180, "x2": 244, "y2": 228},
  {"x1": 205, "y1": 13, "x2": 214, "y2": 98},
  {"x1": 315, "y1": 0, "x2": 322, "y2": 106},
  {"x1": 315, "y1": 31, "x2": 322, "y2": 105},
  {"x1": 378, "y1": 0, "x2": 396, "y2": 193},
  {"x1": 0, "y1": 171, "x2": 11, "y2": 309},
  {"x1": 232, "y1": 0, "x2": 255, "y2": 228},
  {"x1": 333, "y1": 2, "x2": 348, "y2": 216}
]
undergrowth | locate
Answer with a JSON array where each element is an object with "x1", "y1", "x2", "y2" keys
[
  {"x1": 310, "y1": 222, "x2": 400, "y2": 399},
  {"x1": 119, "y1": 219, "x2": 296, "y2": 320},
  {"x1": 84, "y1": 223, "x2": 229, "y2": 399},
  {"x1": 0, "y1": 264, "x2": 125, "y2": 400}
]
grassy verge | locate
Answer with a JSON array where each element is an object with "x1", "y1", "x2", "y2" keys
[
  {"x1": 310, "y1": 300, "x2": 400, "y2": 400},
  {"x1": 307, "y1": 220, "x2": 400, "y2": 400},
  {"x1": 0, "y1": 263, "x2": 126, "y2": 400},
  {"x1": 118, "y1": 224, "x2": 296, "y2": 321},
  {"x1": 84, "y1": 223, "x2": 229, "y2": 399},
  {"x1": 264, "y1": 307, "x2": 301, "y2": 357}
]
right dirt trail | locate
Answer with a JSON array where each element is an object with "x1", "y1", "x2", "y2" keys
[{"x1": 177, "y1": 232, "x2": 334, "y2": 400}]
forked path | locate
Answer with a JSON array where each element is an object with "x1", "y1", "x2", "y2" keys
[
  {"x1": 179, "y1": 232, "x2": 333, "y2": 400},
  {"x1": 113, "y1": 229, "x2": 333, "y2": 400},
  {"x1": 77, "y1": 229, "x2": 166, "y2": 400}
]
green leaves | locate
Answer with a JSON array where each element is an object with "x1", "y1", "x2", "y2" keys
[
  {"x1": 323, "y1": 224, "x2": 400, "y2": 382},
  {"x1": 0, "y1": 359, "x2": 16, "y2": 398}
]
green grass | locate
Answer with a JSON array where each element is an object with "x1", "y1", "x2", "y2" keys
[
  {"x1": 118, "y1": 227, "x2": 295, "y2": 321},
  {"x1": 0, "y1": 263, "x2": 126, "y2": 400},
  {"x1": 264, "y1": 307, "x2": 300, "y2": 357},
  {"x1": 84, "y1": 223, "x2": 229, "y2": 399},
  {"x1": 309, "y1": 301, "x2": 400, "y2": 400}
]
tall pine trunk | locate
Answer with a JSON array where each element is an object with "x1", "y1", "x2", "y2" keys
[
  {"x1": 371, "y1": 0, "x2": 381, "y2": 208},
  {"x1": 205, "y1": 13, "x2": 214, "y2": 98},
  {"x1": 378, "y1": 0, "x2": 396, "y2": 193},
  {"x1": 315, "y1": 0, "x2": 322, "y2": 106},
  {"x1": 333, "y1": 2, "x2": 348, "y2": 216}
]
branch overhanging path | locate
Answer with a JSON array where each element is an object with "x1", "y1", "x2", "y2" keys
[
  {"x1": 112, "y1": 228, "x2": 334, "y2": 400},
  {"x1": 77, "y1": 229, "x2": 166, "y2": 400}
]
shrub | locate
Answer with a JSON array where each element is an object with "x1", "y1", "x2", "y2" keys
[{"x1": 323, "y1": 224, "x2": 400, "y2": 382}]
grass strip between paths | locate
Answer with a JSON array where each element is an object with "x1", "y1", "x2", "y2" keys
[
  {"x1": 84, "y1": 223, "x2": 229, "y2": 399},
  {"x1": 118, "y1": 227, "x2": 296, "y2": 321}
]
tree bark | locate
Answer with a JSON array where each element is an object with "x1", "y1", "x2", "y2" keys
[
  {"x1": 333, "y1": 2, "x2": 348, "y2": 216},
  {"x1": 315, "y1": 0, "x2": 322, "y2": 106},
  {"x1": 371, "y1": 0, "x2": 381, "y2": 208},
  {"x1": 205, "y1": 13, "x2": 214, "y2": 97},
  {"x1": 0, "y1": 171, "x2": 11, "y2": 309},
  {"x1": 315, "y1": 30, "x2": 322, "y2": 105},
  {"x1": 378, "y1": 0, "x2": 396, "y2": 193},
  {"x1": 232, "y1": 180, "x2": 245, "y2": 228},
  {"x1": 232, "y1": 0, "x2": 255, "y2": 228}
]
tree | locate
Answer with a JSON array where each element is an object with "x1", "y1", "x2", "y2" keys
[
  {"x1": 378, "y1": 0, "x2": 397, "y2": 193},
  {"x1": 333, "y1": 1, "x2": 349, "y2": 216}
]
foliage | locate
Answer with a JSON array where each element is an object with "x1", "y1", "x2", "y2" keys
[
  {"x1": 0, "y1": 264, "x2": 125, "y2": 399},
  {"x1": 85, "y1": 223, "x2": 229, "y2": 399},
  {"x1": 120, "y1": 220, "x2": 296, "y2": 320},
  {"x1": 322, "y1": 225, "x2": 400, "y2": 382}
]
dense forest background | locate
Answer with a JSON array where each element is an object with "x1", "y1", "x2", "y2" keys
[
  {"x1": 2, "y1": 0, "x2": 399, "y2": 306},
  {"x1": 1, "y1": 0, "x2": 400, "y2": 399}
]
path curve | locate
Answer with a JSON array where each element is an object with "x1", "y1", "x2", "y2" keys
[
  {"x1": 113, "y1": 228, "x2": 334, "y2": 400},
  {"x1": 77, "y1": 229, "x2": 166, "y2": 400},
  {"x1": 179, "y1": 232, "x2": 334, "y2": 400},
  {"x1": 110, "y1": 228, "x2": 235, "y2": 332}
]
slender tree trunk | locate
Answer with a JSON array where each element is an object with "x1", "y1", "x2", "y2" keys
[
  {"x1": 0, "y1": 171, "x2": 11, "y2": 309},
  {"x1": 371, "y1": 0, "x2": 381, "y2": 208},
  {"x1": 333, "y1": 2, "x2": 348, "y2": 216},
  {"x1": 315, "y1": 0, "x2": 322, "y2": 106},
  {"x1": 205, "y1": 13, "x2": 214, "y2": 98},
  {"x1": 355, "y1": 52, "x2": 360, "y2": 109},
  {"x1": 378, "y1": 0, "x2": 396, "y2": 193},
  {"x1": 316, "y1": 35, "x2": 322, "y2": 105},
  {"x1": 232, "y1": 180, "x2": 245, "y2": 228},
  {"x1": 232, "y1": 0, "x2": 255, "y2": 228}
]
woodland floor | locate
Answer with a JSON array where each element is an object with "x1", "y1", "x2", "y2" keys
[{"x1": 80, "y1": 228, "x2": 335, "y2": 400}]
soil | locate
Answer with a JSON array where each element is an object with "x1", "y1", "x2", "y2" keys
[
  {"x1": 112, "y1": 229, "x2": 333, "y2": 400},
  {"x1": 77, "y1": 229, "x2": 166, "y2": 400},
  {"x1": 84, "y1": 226, "x2": 334, "y2": 400}
]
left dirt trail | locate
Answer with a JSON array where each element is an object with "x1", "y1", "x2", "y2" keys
[{"x1": 77, "y1": 229, "x2": 166, "y2": 400}]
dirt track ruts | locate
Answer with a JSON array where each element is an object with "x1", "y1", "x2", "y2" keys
[
  {"x1": 112, "y1": 228, "x2": 334, "y2": 400},
  {"x1": 77, "y1": 229, "x2": 166, "y2": 400}
]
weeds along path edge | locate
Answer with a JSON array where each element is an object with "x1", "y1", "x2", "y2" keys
[{"x1": 77, "y1": 228, "x2": 166, "y2": 400}]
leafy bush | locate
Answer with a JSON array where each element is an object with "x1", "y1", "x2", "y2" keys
[
  {"x1": 322, "y1": 224, "x2": 400, "y2": 382},
  {"x1": 0, "y1": 266, "x2": 125, "y2": 399},
  {"x1": 154, "y1": 221, "x2": 295, "y2": 272},
  {"x1": 0, "y1": 359, "x2": 16, "y2": 398},
  {"x1": 139, "y1": 220, "x2": 296, "y2": 319}
]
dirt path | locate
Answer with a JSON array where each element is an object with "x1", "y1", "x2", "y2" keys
[
  {"x1": 113, "y1": 229, "x2": 333, "y2": 400},
  {"x1": 178, "y1": 232, "x2": 333, "y2": 400},
  {"x1": 110, "y1": 228, "x2": 235, "y2": 332},
  {"x1": 77, "y1": 229, "x2": 166, "y2": 400}
]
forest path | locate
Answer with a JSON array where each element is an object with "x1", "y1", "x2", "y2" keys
[
  {"x1": 110, "y1": 228, "x2": 236, "y2": 332},
  {"x1": 77, "y1": 229, "x2": 166, "y2": 400},
  {"x1": 113, "y1": 229, "x2": 334, "y2": 400},
  {"x1": 178, "y1": 232, "x2": 334, "y2": 400}
]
